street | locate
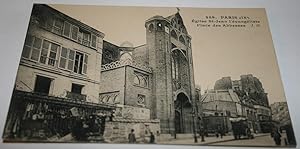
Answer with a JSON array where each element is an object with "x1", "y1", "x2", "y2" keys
[
  {"x1": 158, "y1": 133, "x2": 291, "y2": 147},
  {"x1": 210, "y1": 133, "x2": 288, "y2": 147}
]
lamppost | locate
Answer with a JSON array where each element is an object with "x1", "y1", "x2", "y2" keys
[
  {"x1": 198, "y1": 116, "x2": 205, "y2": 142},
  {"x1": 192, "y1": 108, "x2": 198, "y2": 143}
]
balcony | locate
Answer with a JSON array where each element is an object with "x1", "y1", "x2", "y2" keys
[{"x1": 66, "y1": 91, "x2": 87, "y2": 101}]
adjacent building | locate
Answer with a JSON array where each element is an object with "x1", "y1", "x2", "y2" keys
[
  {"x1": 3, "y1": 4, "x2": 115, "y2": 141},
  {"x1": 270, "y1": 102, "x2": 291, "y2": 127},
  {"x1": 201, "y1": 89, "x2": 258, "y2": 133},
  {"x1": 201, "y1": 74, "x2": 272, "y2": 134}
]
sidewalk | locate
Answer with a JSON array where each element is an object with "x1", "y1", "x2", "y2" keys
[{"x1": 157, "y1": 133, "x2": 269, "y2": 145}]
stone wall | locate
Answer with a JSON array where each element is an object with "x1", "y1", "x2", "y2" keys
[
  {"x1": 103, "y1": 119, "x2": 160, "y2": 143},
  {"x1": 100, "y1": 67, "x2": 125, "y2": 104},
  {"x1": 202, "y1": 101, "x2": 239, "y2": 117},
  {"x1": 132, "y1": 45, "x2": 149, "y2": 66},
  {"x1": 124, "y1": 66, "x2": 152, "y2": 108},
  {"x1": 114, "y1": 105, "x2": 151, "y2": 120}
]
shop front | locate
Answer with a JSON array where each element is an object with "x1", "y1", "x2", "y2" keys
[{"x1": 3, "y1": 90, "x2": 115, "y2": 142}]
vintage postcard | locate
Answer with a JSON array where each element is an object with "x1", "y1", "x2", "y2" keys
[{"x1": 2, "y1": 4, "x2": 296, "y2": 147}]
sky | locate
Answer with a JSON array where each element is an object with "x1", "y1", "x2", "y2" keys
[{"x1": 50, "y1": 4, "x2": 286, "y2": 104}]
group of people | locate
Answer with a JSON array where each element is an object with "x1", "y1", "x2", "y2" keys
[
  {"x1": 215, "y1": 126, "x2": 225, "y2": 138},
  {"x1": 128, "y1": 129, "x2": 156, "y2": 144},
  {"x1": 71, "y1": 115, "x2": 105, "y2": 141}
]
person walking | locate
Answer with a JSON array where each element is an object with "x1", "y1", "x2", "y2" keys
[
  {"x1": 149, "y1": 132, "x2": 155, "y2": 143},
  {"x1": 128, "y1": 129, "x2": 136, "y2": 143},
  {"x1": 273, "y1": 128, "x2": 282, "y2": 146}
]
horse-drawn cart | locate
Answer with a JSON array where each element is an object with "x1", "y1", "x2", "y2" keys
[{"x1": 230, "y1": 117, "x2": 254, "y2": 140}]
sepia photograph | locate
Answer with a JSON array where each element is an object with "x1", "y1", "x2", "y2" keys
[{"x1": 2, "y1": 4, "x2": 296, "y2": 147}]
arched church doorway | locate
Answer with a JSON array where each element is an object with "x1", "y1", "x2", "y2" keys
[{"x1": 174, "y1": 92, "x2": 192, "y2": 133}]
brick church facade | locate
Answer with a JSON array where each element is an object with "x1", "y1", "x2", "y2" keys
[{"x1": 100, "y1": 12, "x2": 197, "y2": 140}]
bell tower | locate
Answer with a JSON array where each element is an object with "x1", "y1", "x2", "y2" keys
[{"x1": 145, "y1": 16, "x2": 175, "y2": 134}]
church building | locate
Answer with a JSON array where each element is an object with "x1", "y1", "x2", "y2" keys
[{"x1": 99, "y1": 11, "x2": 197, "y2": 141}]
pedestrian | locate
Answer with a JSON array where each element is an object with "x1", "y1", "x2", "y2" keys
[
  {"x1": 219, "y1": 128, "x2": 224, "y2": 139},
  {"x1": 215, "y1": 131, "x2": 219, "y2": 138},
  {"x1": 245, "y1": 127, "x2": 250, "y2": 139},
  {"x1": 128, "y1": 129, "x2": 136, "y2": 143},
  {"x1": 285, "y1": 124, "x2": 296, "y2": 145},
  {"x1": 149, "y1": 132, "x2": 155, "y2": 143},
  {"x1": 273, "y1": 128, "x2": 282, "y2": 146}
]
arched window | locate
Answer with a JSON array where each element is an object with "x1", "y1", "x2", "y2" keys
[
  {"x1": 133, "y1": 72, "x2": 149, "y2": 88},
  {"x1": 171, "y1": 30, "x2": 178, "y2": 39},
  {"x1": 157, "y1": 22, "x2": 163, "y2": 31},
  {"x1": 148, "y1": 24, "x2": 154, "y2": 32},
  {"x1": 172, "y1": 52, "x2": 179, "y2": 80},
  {"x1": 172, "y1": 56, "x2": 176, "y2": 79},
  {"x1": 171, "y1": 19, "x2": 176, "y2": 27},
  {"x1": 102, "y1": 95, "x2": 109, "y2": 103},
  {"x1": 112, "y1": 93, "x2": 120, "y2": 104},
  {"x1": 179, "y1": 35, "x2": 185, "y2": 45},
  {"x1": 140, "y1": 77, "x2": 148, "y2": 87},
  {"x1": 134, "y1": 74, "x2": 140, "y2": 85}
]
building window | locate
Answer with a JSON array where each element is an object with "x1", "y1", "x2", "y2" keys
[
  {"x1": 62, "y1": 21, "x2": 94, "y2": 47},
  {"x1": 71, "y1": 83, "x2": 84, "y2": 94},
  {"x1": 137, "y1": 94, "x2": 146, "y2": 106},
  {"x1": 148, "y1": 24, "x2": 154, "y2": 32},
  {"x1": 22, "y1": 35, "x2": 37, "y2": 61},
  {"x1": 68, "y1": 50, "x2": 75, "y2": 71},
  {"x1": 73, "y1": 51, "x2": 88, "y2": 74},
  {"x1": 67, "y1": 83, "x2": 86, "y2": 101},
  {"x1": 134, "y1": 74, "x2": 140, "y2": 85},
  {"x1": 22, "y1": 35, "x2": 34, "y2": 58},
  {"x1": 91, "y1": 34, "x2": 97, "y2": 49},
  {"x1": 82, "y1": 32, "x2": 91, "y2": 46},
  {"x1": 63, "y1": 22, "x2": 71, "y2": 37},
  {"x1": 40, "y1": 40, "x2": 59, "y2": 66},
  {"x1": 74, "y1": 52, "x2": 83, "y2": 74},
  {"x1": 166, "y1": 41, "x2": 169, "y2": 52},
  {"x1": 157, "y1": 22, "x2": 163, "y2": 31},
  {"x1": 62, "y1": 21, "x2": 79, "y2": 41},
  {"x1": 140, "y1": 77, "x2": 148, "y2": 87},
  {"x1": 52, "y1": 19, "x2": 63, "y2": 35},
  {"x1": 59, "y1": 47, "x2": 68, "y2": 68},
  {"x1": 59, "y1": 48, "x2": 88, "y2": 74},
  {"x1": 171, "y1": 30, "x2": 178, "y2": 39},
  {"x1": 179, "y1": 35, "x2": 185, "y2": 45},
  {"x1": 22, "y1": 35, "x2": 59, "y2": 67},
  {"x1": 34, "y1": 75, "x2": 52, "y2": 95},
  {"x1": 159, "y1": 40, "x2": 162, "y2": 50},
  {"x1": 172, "y1": 53, "x2": 179, "y2": 80},
  {"x1": 133, "y1": 72, "x2": 149, "y2": 88},
  {"x1": 71, "y1": 25, "x2": 79, "y2": 41},
  {"x1": 43, "y1": 17, "x2": 97, "y2": 49},
  {"x1": 28, "y1": 36, "x2": 42, "y2": 61}
]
